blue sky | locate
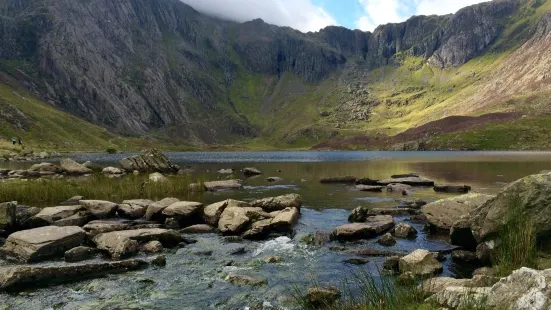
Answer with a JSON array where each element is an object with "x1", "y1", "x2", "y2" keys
[{"x1": 182, "y1": 0, "x2": 491, "y2": 32}]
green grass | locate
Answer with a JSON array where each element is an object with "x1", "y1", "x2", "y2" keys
[{"x1": 0, "y1": 174, "x2": 204, "y2": 207}]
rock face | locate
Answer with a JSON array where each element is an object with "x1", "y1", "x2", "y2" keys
[
  {"x1": 0, "y1": 259, "x2": 149, "y2": 291},
  {"x1": 250, "y1": 194, "x2": 302, "y2": 212},
  {"x1": 398, "y1": 249, "x2": 443, "y2": 278},
  {"x1": 120, "y1": 149, "x2": 179, "y2": 173},
  {"x1": 332, "y1": 215, "x2": 394, "y2": 241},
  {"x1": 424, "y1": 193, "x2": 494, "y2": 231},
  {"x1": 0, "y1": 226, "x2": 86, "y2": 262},
  {"x1": 60, "y1": 159, "x2": 92, "y2": 175}
]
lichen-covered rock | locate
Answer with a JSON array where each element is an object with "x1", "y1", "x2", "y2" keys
[
  {"x1": 0, "y1": 226, "x2": 85, "y2": 262},
  {"x1": 424, "y1": 193, "x2": 494, "y2": 231}
]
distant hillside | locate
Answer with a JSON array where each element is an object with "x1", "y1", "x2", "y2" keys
[{"x1": 1, "y1": 0, "x2": 551, "y2": 150}]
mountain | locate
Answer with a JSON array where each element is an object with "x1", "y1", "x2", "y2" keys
[{"x1": 1, "y1": 0, "x2": 551, "y2": 150}]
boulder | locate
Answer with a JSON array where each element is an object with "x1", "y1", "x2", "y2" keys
[
  {"x1": 203, "y1": 200, "x2": 230, "y2": 226},
  {"x1": 217, "y1": 169, "x2": 234, "y2": 174},
  {"x1": 0, "y1": 259, "x2": 149, "y2": 291},
  {"x1": 79, "y1": 200, "x2": 118, "y2": 218},
  {"x1": 377, "y1": 177, "x2": 435, "y2": 186},
  {"x1": 422, "y1": 275, "x2": 497, "y2": 294},
  {"x1": 83, "y1": 161, "x2": 103, "y2": 172},
  {"x1": 320, "y1": 176, "x2": 357, "y2": 184},
  {"x1": 119, "y1": 149, "x2": 179, "y2": 173},
  {"x1": 243, "y1": 167, "x2": 262, "y2": 176},
  {"x1": 332, "y1": 215, "x2": 394, "y2": 241},
  {"x1": 428, "y1": 286, "x2": 491, "y2": 309},
  {"x1": 250, "y1": 193, "x2": 302, "y2": 212},
  {"x1": 181, "y1": 224, "x2": 215, "y2": 234},
  {"x1": 140, "y1": 240, "x2": 163, "y2": 253},
  {"x1": 241, "y1": 207, "x2": 300, "y2": 240},
  {"x1": 306, "y1": 286, "x2": 341, "y2": 307},
  {"x1": 64, "y1": 246, "x2": 99, "y2": 262},
  {"x1": 28, "y1": 163, "x2": 62, "y2": 173},
  {"x1": 0, "y1": 226, "x2": 85, "y2": 262},
  {"x1": 145, "y1": 197, "x2": 179, "y2": 221},
  {"x1": 348, "y1": 206, "x2": 369, "y2": 222},
  {"x1": 32, "y1": 205, "x2": 85, "y2": 225},
  {"x1": 266, "y1": 177, "x2": 282, "y2": 182},
  {"x1": 218, "y1": 207, "x2": 250, "y2": 234},
  {"x1": 367, "y1": 208, "x2": 419, "y2": 216},
  {"x1": 102, "y1": 167, "x2": 123, "y2": 175},
  {"x1": 398, "y1": 249, "x2": 443, "y2": 278},
  {"x1": 226, "y1": 274, "x2": 267, "y2": 286},
  {"x1": 15, "y1": 206, "x2": 40, "y2": 228},
  {"x1": 204, "y1": 180, "x2": 243, "y2": 191},
  {"x1": 451, "y1": 250, "x2": 479, "y2": 264},
  {"x1": 378, "y1": 233, "x2": 397, "y2": 246},
  {"x1": 356, "y1": 185, "x2": 384, "y2": 192},
  {"x1": 386, "y1": 183, "x2": 413, "y2": 193},
  {"x1": 93, "y1": 228, "x2": 181, "y2": 259},
  {"x1": 117, "y1": 204, "x2": 147, "y2": 219},
  {"x1": 60, "y1": 158, "x2": 92, "y2": 175},
  {"x1": 383, "y1": 256, "x2": 401, "y2": 272},
  {"x1": 396, "y1": 199, "x2": 427, "y2": 209},
  {"x1": 152, "y1": 255, "x2": 166, "y2": 267},
  {"x1": 53, "y1": 211, "x2": 91, "y2": 227},
  {"x1": 424, "y1": 193, "x2": 494, "y2": 231},
  {"x1": 83, "y1": 220, "x2": 133, "y2": 236},
  {"x1": 162, "y1": 201, "x2": 203, "y2": 220},
  {"x1": 149, "y1": 172, "x2": 169, "y2": 183},
  {"x1": 393, "y1": 223, "x2": 417, "y2": 239},
  {"x1": 0, "y1": 202, "x2": 16, "y2": 230},
  {"x1": 434, "y1": 185, "x2": 472, "y2": 193}
]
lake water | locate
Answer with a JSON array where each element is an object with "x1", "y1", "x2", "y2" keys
[{"x1": 1, "y1": 151, "x2": 550, "y2": 309}]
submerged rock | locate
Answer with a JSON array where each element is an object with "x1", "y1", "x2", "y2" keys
[
  {"x1": 266, "y1": 177, "x2": 282, "y2": 182},
  {"x1": 0, "y1": 226, "x2": 85, "y2": 262},
  {"x1": 355, "y1": 185, "x2": 384, "y2": 192},
  {"x1": 140, "y1": 241, "x2": 163, "y2": 253},
  {"x1": 386, "y1": 183, "x2": 413, "y2": 193},
  {"x1": 393, "y1": 223, "x2": 417, "y2": 239},
  {"x1": 368, "y1": 208, "x2": 419, "y2": 216},
  {"x1": 378, "y1": 233, "x2": 396, "y2": 246},
  {"x1": 0, "y1": 259, "x2": 149, "y2": 291},
  {"x1": 391, "y1": 173, "x2": 419, "y2": 179}
]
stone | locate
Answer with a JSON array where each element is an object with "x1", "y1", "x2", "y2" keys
[
  {"x1": 164, "y1": 217, "x2": 180, "y2": 229},
  {"x1": 243, "y1": 167, "x2": 262, "y2": 176},
  {"x1": 28, "y1": 162, "x2": 62, "y2": 173},
  {"x1": 226, "y1": 274, "x2": 267, "y2": 286},
  {"x1": 54, "y1": 211, "x2": 91, "y2": 227},
  {"x1": 102, "y1": 167, "x2": 123, "y2": 174},
  {"x1": 396, "y1": 199, "x2": 427, "y2": 209},
  {"x1": 391, "y1": 173, "x2": 419, "y2": 178},
  {"x1": 367, "y1": 208, "x2": 419, "y2": 216},
  {"x1": 228, "y1": 246, "x2": 246, "y2": 255},
  {"x1": 476, "y1": 240, "x2": 495, "y2": 266},
  {"x1": 0, "y1": 202, "x2": 16, "y2": 230},
  {"x1": 320, "y1": 176, "x2": 357, "y2": 184},
  {"x1": 15, "y1": 206, "x2": 40, "y2": 228},
  {"x1": 377, "y1": 177, "x2": 435, "y2": 186},
  {"x1": 398, "y1": 249, "x2": 443, "y2": 278},
  {"x1": 0, "y1": 259, "x2": 149, "y2": 291},
  {"x1": 151, "y1": 255, "x2": 166, "y2": 267},
  {"x1": 450, "y1": 217, "x2": 478, "y2": 250},
  {"x1": 119, "y1": 149, "x2": 179, "y2": 173},
  {"x1": 250, "y1": 194, "x2": 302, "y2": 212},
  {"x1": 378, "y1": 233, "x2": 396, "y2": 246},
  {"x1": 149, "y1": 172, "x2": 169, "y2": 183},
  {"x1": 306, "y1": 286, "x2": 341, "y2": 307},
  {"x1": 204, "y1": 180, "x2": 243, "y2": 191},
  {"x1": 348, "y1": 206, "x2": 369, "y2": 223},
  {"x1": 93, "y1": 234, "x2": 139, "y2": 259},
  {"x1": 145, "y1": 197, "x2": 179, "y2": 221},
  {"x1": 332, "y1": 215, "x2": 394, "y2": 241},
  {"x1": 422, "y1": 275, "x2": 497, "y2": 294},
  {"x1": 356, "y1": 185, "x2": 384, "y2": 192},
  {"x1": 140, "y1": 241, "x2": 163, "y2": 253},
  {"x1": 181, "y1": 224, "x2": 215, "y2": 234},
  {"x1": 83, "y1": 220, "x2": 132, "y2": 236},
  {"x1": 355, "y1": 178, "x2": 379, "y2": 185},
  {"x1": 39, "y1": 151, "x2": 49, "y2": 159},
  {"x1": 94, "y1": 228, "x2": 181, "y2": 248},
  {"x1": 424, "y1": 193, "x2": 494, "y2": 231},
  {"x1": 117, "y1": 204, "x2": 147, "y2": 219},
  {"x1": 428, "y1": 286, "x2": 491, "y2": 309},
  {"x1": 32, "y1": 205, "x2": 85, "y2": 224},
  {"x1": 486, "y1": 267, "x2": 551, "y2": 309},
  {"x1": 263, "y1": 256, "x2": 282, "y2": 263},
  {"x1": 60, "y1": 158, "x2": 93, "y2": 175},
  {"x1": 344, "y1": 257, "x2": 369, "y2": 265},
  {"x1": 0, "y1": 226, "x2": 85, "y2": 262},
  {"x1": 386, "y1": 183, "x2": 413, "y2": 193},
  {"x1": 434, "y1": 185, "x2": 472, "y2": 193},
  {"x1": 266, "y1": 177, "x2": 282, "y2": 182},
  {"x1": 218, "y1": 207, "x2": 250, "y2": 234},
  {"x1": 270, "y1": 207, "x2": 299, "y2": 231},
  {"x1": 79, "y1": 200, "x2": 118, "y2": 218},
  {"x1": 83, "y1": 161, "x2": 102, "y2": 172},
  {"x1": 162, "y1": 201, "x2": 203, "y2": 220},
  {"x1": 64, "y1": 246, "x2": 99, "y2": 262},
  {"x1": 217, "y1": 168, "x2": 234, "y2": 174},
  {"x1": 203, "y1": 200, "x2": 229, "y2": 226},
  {"x1": 451, "y1": 250, "x2": 479, "y2": 264},
  {"x1": 393, "y1": 223, "x2": 418, "y2": 239},
  {"x1": 122, "y1": 199, "x2": 154, "y2": 208},
  {"x1": 383, "y1": 256, "x2": 401, "y2": 272}
]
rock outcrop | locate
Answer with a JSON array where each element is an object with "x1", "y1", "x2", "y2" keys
[{"x1": 120, "y1": 149, "x2": 179, "y2": 173}]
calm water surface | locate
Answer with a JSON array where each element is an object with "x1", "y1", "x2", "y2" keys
[{"x1": 1, "y1": 151, "x2": 550, "y2": 309}]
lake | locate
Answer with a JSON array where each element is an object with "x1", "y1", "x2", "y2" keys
[{"x1": 0, "y1": 151, "x2": 550, "y2": 309}]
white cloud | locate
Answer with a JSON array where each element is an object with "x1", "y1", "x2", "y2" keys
[
  {"x1": 355, "y1": 0, "x2": 490, "y2": 32},
  {"x1": 181, "y1": 0, "x2": 338, "y2": 33}
]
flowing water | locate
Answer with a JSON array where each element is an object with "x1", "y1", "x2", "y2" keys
[{"x1": 1, "y1": 151, "x2": 551, "y2": 310}]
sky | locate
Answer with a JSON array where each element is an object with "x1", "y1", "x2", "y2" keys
[{"x1": 181, "y1": 0, "x2": 491, "y2": 33}]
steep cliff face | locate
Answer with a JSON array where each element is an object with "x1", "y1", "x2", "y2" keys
[{"x1": 0, "y1": 0, "x2": 546, "y2": 146}]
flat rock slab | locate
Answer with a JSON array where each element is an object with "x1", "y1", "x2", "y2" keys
[
  {"x1": 80, "y1": 200, "x2": 118, "y2": 218},
  {"x1": 204, "y1": 180, "x2": 243, "y2": 191},
  {"x1": 162, "y1": 201, "x2": 203, "y2": 219},
  {"x1": 356, "y1": 185, "x2": 384, "y2": 192},
  {"x1": 332, "y1": 215, "x2": 394, "y2": 241},
  {"x1": 33, "y1": 205, "x2": 85, "y2": 224},
  {"x1": 377, "y1": 177, "x2": 435, "y2": 186},
  {"x1": 423, "y1": 193, "x2": 494, "y2": 231},
  {"x1": 0, "y1": 226, "x2": 85, "y2": 262},
  {"x1": 0, "y1": 259, "x2": 149, "y2": 291},
  {"x1": 250, "y1": 194, "x2": 302, "y2": 212},
  {"x1": 60, "y1": 158, "x2": 92, "y2": 175},
  {"x1": 95, "y1": 228, "x2": 182, "y2": 247}
]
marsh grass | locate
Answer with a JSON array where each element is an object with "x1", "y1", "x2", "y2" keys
[
  {"x1": 0, "y1": 174, "x2": 203, "y2": 206},
  {"x1": 493, "y1": 194, "x2": 538, "y2": 277}
]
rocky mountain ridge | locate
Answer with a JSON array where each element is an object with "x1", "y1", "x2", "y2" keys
[{"x1": 0, "y1": 0, "x2": 550, "y2": 147}]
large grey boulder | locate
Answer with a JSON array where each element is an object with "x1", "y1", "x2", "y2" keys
[
  {"x1": 241, "y1": 207, "x2": 300, "y2": 239},
  {"x1": 398, "y1": 249, "x2": 443, "y2": 278},
  {"x1": 423, "y1": 193, "x2": 494, "y2": 231},
  {"x1": 28, "y1": 163, "x2": 62, "y2": 173},
  {"x1": 79, "y1": 200, "x2": 118, "y2": 218},
  {"x1": 332, "y1": 215, "x2": 394, "y2": 241},
  {"x1": 0, "y1": 202, "x2": 16, "y2": 230},
  {"x1": 60, "y1": 158, "x2": 92, "y2": 175},
  {"x1": 118, "y1": 199, "x2": 154, "y2": 219},
  {"x1": 162, "y1": 201, "x2": 203, "y2": 220},
  {"x1": 145, "y1": 197, "x2": 180, "y2": 221},
  {"x1": 243, "y1": 167, "x2": 262, "y2": 176},
  {"x1": 203, "y1": 200, "x2": 230, "y2": 226},
  {"x1": 32, "y1": 205, "x2": 85, "y2": 225},
  {"x1": 0, "y1": 226, "x2": 85, "y2": 262},
  {"x1": 250, "y1": 194, "x2": 302, "y2": 212},
  {"x1": 218, "y1": 207, "x2": 250, "y2": 234},
  {"x1": 0, "y1": 259, "x2": 149, "y2": 291},
  {"x1": 83, "y1": 220, "x2": 133, "y2": 237},
  {"x1": 119, "y1": 149, "x2": 179, "y2": 173}
]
